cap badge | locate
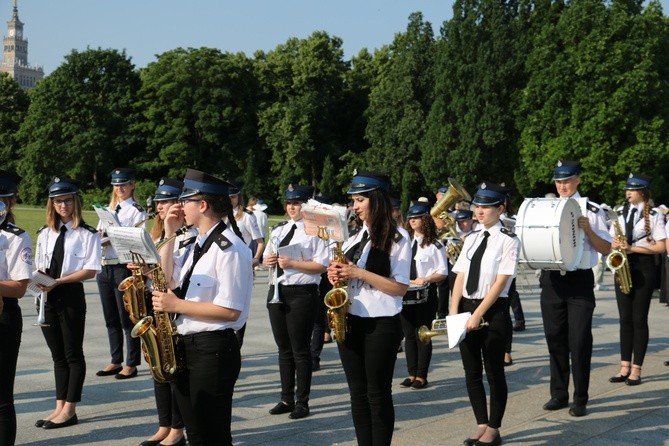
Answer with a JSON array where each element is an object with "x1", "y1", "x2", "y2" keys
[
  {"x1": 557, "y1": 160, "x2": 563, "y2": 167},
  {"x1": 159, "y1": 179, "x2": 165, "y2": 185},
  {"x1": 53, "y1": 177, "x2": 61, "y2": 183},
  {"x1": 288, "y1": 184, "x2": 294, "y2": 192},
  {"x1": 629, "y1": 173, "x2": 634, "y2": 178},
  {"x1": 352, "y1": 169, "x2": 358, "y2": 176},
  {"x1": 481, "y1": 182, "x2": 487, "y2": 189},
  {"x1": 114, "y1": 170, "x2": 121, "y2": 175}
]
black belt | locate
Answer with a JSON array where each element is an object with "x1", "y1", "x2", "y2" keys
[
  {"x1": 279, "y1": 283, "x2": 318, "y2": 289},
  {"x1": 178, "y1": 329, "x2": 235, "y2": 342}
]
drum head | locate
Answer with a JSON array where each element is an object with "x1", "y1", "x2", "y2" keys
[{"x1": 516, "y1": 198, "x2": 584, "y2": 271}]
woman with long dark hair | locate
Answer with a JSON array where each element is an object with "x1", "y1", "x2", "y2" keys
[
  {"x1": 34, "y1": 177, "x2": 101, "y2": 430},
  {"x1": 0, "y1": 170, "x2": 32, "y2": 445},
  {"x1": 327, "y1": 170, "x2": 411, "y2": 446},
  {"x1": 608, "y1": 173, "x2": 666, "y2": 386},
  {"x1": 450, "y1": 182, "x2": 520, "y2": 446},
  {"x1": 399, "y1": 200, "x2": 448, "y2": 390}
]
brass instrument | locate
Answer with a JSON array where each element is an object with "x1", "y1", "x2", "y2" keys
[
  {"x1": 319, "y1": 227, "x2": 350, "y2": 343},
  {"x1": 606, "y1": 219, "x2": 632, "y2": 294},
  {"x1": 432, "y1": 179, "x2": 471, "y2": 260},
  {"x1": 418, "y1": 315, "x2": 489, "y2": 345},
  {"x1": 267, "y1": 236, "x2": 281, "y2": 304}
]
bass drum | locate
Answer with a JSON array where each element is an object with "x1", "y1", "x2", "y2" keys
[{"x1": 515, "y1": 197, "x2": 584, "y2": 271}]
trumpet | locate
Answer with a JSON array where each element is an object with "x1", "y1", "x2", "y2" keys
[
  {"x1": 417, "y1": 315, "x2": 488, "y2": 345},
  {"x1": 34, "y1": 292, "x2": 49, "y2": 327},
  {"x1": 267, "y1": 236, "x2": 281, "y2": 304}
]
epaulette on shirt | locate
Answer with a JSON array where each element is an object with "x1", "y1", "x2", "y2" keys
[
  {"x1": 586, "y1": 202, "x2": 600, "y2": 214},
  {"x1": 393, "y1": 229, "x2": 403, "y2": 243},
  {"x1": 37, "y1": 224, "x2": 48, "y2": 234},
  {"x1": 617, "y1": 209, "x2": 624, "y2": 216},
  {"x1": 270, "y1": 220, "x2": 288, "y2": 232},
  {"x1": 500, "y1": 227, "x2": 517, "y2": 238},
  {"x1": 433, "y1": 240, "x2": 444, "y2": 249},
  {"x1": 82, "y1": 223, "x2": 97, "y2": 234},
  {"x1": 132, "y1": 202, "x2": 145, "y2": 212},
  {"x1": 2, "y1": 224, "x2": 25, "y2": 235},
  {"x1": 244, "y1": 208, "x2": 254, "y2": 215},
  {"x1": 179, "y1": 236, "x2": 197, "y2": 250},
  {"x1": 650, "y1": 209, "x2": 657, "y2": 216},
  {"x1": 212, "y1": 232, "x2": 233, "y2": 251}
]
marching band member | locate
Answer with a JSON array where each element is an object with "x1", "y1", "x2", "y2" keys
[
  {"x1": 153, "y1": 168, "x2": 253, "y2": 446},
  {"x1": 327, "y1": 170, "x2": 411, "y2": 446},
  {"x1": 34, "y1": 178, "x2": 101, "y2": 430},
  {"x1": 450, "y1": 182, "x2": 520, "y2": 446},
  {"x1": 0, "y1": 171, "x2": 32, "y2": 446},
  {"x1": 96, "y1": 168, "x2": 147, "y2": 379},
  {"x1": 399, "y1": 200, "x2": 448, "y2": 390},
  {"x1": 229, "y1": 184, "x2": 264, "y2": 268},
  {"x1": 140, "y1": 178, "x2": 187, "y2": 446},
  {"x1": 263, "y1": 185, "x2": 329, "y2": 420},
  {"x1": 608, "y1": 173, "x2": 666, "y2": 386},
  {"x1": 540, "y1": 160, "x2": 611, "y2": 417}
]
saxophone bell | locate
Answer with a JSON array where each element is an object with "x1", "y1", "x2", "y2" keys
[{"x1": 606, "y1": 219, "x2": 632, "y2": 294}]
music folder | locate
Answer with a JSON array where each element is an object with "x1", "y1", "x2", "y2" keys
[
  {"x1": 106, "y1": 227, "x2": 160, "y2": 264},
  {"x1": 301, "y1": 199, "x2": 349, "y2": 242}
]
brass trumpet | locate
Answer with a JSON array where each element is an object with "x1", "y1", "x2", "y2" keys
[{"x1": 417, "y1": 315, "x2": 489, "y2": 345}]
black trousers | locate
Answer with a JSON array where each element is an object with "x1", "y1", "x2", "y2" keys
[
  {"x1": 154, "y1": 380, "x2": 183, "y2": 429},
  {"x1": 614, "y1": 254, "x2": 657, "y2": 367},
  {"x1": 311, "y1": 274, "x2": 331, "y2": 364},
  {"x1": 40, "y1": 283, "x2": 86, "y2": 402},
  {"x1": 458, "y1": 298, "x2": 508, "y2": 429},
  {"x1": 337, "y1": 314, "x2": 403, "y2": 446},
  {"x1": 0, "y1": 299, "x2": 21, "y2": 446},
  {"x1": 400, "y1": 285, "x2": 437, "y2": 378},
  {"x1": 97, "y1": 264, "x2": 141, "y2": 366},
  {"x1": 174, "y1": 330, "x2": 240, "y2": 446},
  {"x1": 267, "y1": 284, "x2": 317, "y2": 405},
  {"x1": 540, "y1": 269, "x2": 595, "y2": 406},
  {"x1": 508, "y1": 278, "x2": 525, "y2": 324}
]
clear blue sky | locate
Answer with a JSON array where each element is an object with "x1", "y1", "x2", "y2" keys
[
  {"x1": 7, "y1": 0, "x2": 454, "y2": 75},
  {"x1": 5, "y1": 0, "x2": 667, "y2": 76}
]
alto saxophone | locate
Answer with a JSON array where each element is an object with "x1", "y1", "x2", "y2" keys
[
  {"x1": 606, "y1": 219, "x2": 632, "y2": 294},
  {"x1": 320, "y1": 227, "x2": 350, "y2": 343}
]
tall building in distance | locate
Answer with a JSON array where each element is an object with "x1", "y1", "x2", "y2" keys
[{"x1": 1, "y1": 0, "x2": 43, "y2": 89}]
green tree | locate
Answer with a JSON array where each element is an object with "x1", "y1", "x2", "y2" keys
[
  {"x1": 133, "y1": 48, "x2": 260, "y2": 189},
  {"x1": 16, "y1": 48, "x2": 140, "y2": 203},
  {"x1": 0, "y1": 73, "x2": 29, "y2": 179}
]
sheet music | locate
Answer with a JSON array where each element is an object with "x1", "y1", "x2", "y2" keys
[
  {"x1": 447, "y1": 312, "x2": 471, "y2": 349},
  {"x1": 277, "y1": 243, "x2": 306, "y2": 261},
  {"x1": 93, "y1": 204, "x2": 121, "y2": 230},
  {"x1": 301, "y1": 200, "x2": 349, "y2": 242},
  {"x1": 107, "y1": 227, "x2": 160, "y2": 264},
  {"x1": 27, "y1": 270, "x2": 57, "y2": 295}
]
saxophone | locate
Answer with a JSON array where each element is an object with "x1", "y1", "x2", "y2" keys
[
  {"x1": 119, "y1": 253, "x2": 150, "y2": 324},
  {"x1": 606, "y1": 219, "x2": 632, "y2": 294},
  {"x1": 320, "y1": 226, "x2": 350, "y2": 343}
]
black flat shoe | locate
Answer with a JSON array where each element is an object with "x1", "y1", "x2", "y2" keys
[
  {"x1": 268, "y1": 401, "x2": 294, "y2": 415},
  {"x1": 664, "y1": 360, "x2": 669, "y2": 366},
  {"x1": 42, "y1": 414, "x2": 78, "y2": 429},
  {"x1": 569, "y1": 404, "x2": 587, "y2": 417},
  {"x1": 158, "y1": 437, "x2": 185, "y2": 446},
  {"x1": 139, "y1": 440, "x2": 163, "y2": 446},
  {"x1": 115, "y1": 368, "x2": 138, "y2": 380},
  {"x1": 504, "y1": 360, "x2": 513, "y2": 367},
  {"x1": 542, "y1": 398, "x2": 568, "y2": 410},
  {"x1": 463, "y1": 438, "x2": 479, "y2": 446},
  {"x1": 625, "y1": 376, "x2": 641, "y2": 386},
  {"x1": 289, "y1": 404, "x2": 310, "y2": 420},
  {"x1": 609, "y1": 373, "x2": 629, "y2": 383},
  {"x1": 399, "y1": 377, "x2": 414, "y2": 388},
  {"x1": 474, "y1": 432, "x2": 502, "y2": 446},
  {"x1": 410, "y1": 379, "x2": 428, "y2": 390},
  {"x1": 34, "y1": 419, "x2": 46, "y2": 428},
  {"x1": 96, "y1": 366, "x2": 122, "y2": 376}
]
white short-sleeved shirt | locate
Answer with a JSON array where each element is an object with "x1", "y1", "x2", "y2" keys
[
  {"x1": 569, "y1": 192, "x2": 612, "y2": 269},
  {"x1": 234, "y1": 207, "x2": 263, "y2": 245},
  {"x1": 341, "y1": 222, "x2": 411, "y2": 317},
  {"x1": 0, "y1": 223, "x2": 32, "y2": 282},
  {"x1": 172, "y1": 223, "x2": 253, "y2": 335},
  {"x1": 611, "y1": 204, "x2": 666, "y2": 249},
  {"x1": 36, "y1": 221, "x2": 101, "y2": 276},
  {"x1": 262, "y1": 219, "x2": 329, "y2": 285},
  {"x1": 97, "y1": 197, "x2": 147, "y2": 261},
  {"x1": 253, "y1": 210, "x2": 268, "y2": 238},
  {"x1": 411, "y1": 235, "x2": 448, "y2": 278},
  {"x1": 453, "y1": 222, "x2": 520, "y2": 299}
]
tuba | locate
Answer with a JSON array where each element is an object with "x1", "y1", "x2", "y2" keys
[
  {"x1": 606, "y1": 219, "x2": 632, "y2": 294},
  {"x1": 432, "y1": 178, "x2": 471, "y2": 248},
  {"x1": 320, "y1": 227, "x2": 350, "y2": 343}
]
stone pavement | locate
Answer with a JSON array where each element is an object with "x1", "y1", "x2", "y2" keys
[{"x1": 12, "y1": 268, "x2": 669, "y2": 445}]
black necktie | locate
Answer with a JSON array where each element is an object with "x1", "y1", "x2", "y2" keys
[
  {"x1": 410, "y1": 240, "x2": 418, "y2": 280},
  {"x1": 466, "y1": 231, "x2": 489, "y2": 295},
  {"x1": 346, "y1": 230, "x2": 369, "y2": 263},
  {"x1": 277, "y1": 223, "x2": 297, "y2": 277},
  {"x1": 49, "y1": 225, "x2": 67, "y2": 279},
  {"x1": 115, "y1": 204, "x2": 121, "y2": 213},
  {"x1": 626, "y1": 208, "x2": 637, "y2": 245},
  {"x1": 175, "y1": 242, "x2": 203, "y2": 299}
]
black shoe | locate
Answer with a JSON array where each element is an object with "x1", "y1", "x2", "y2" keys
[
  {"x1": 158, "y1": 437, "x2": 186, "y2": 446},
  {"x1": 504, "y1": 359, "x2": 513, "y2": 367},
  {"x1": 34, "y1": 419, "x2": 46, "y2": 428},
  {"x1": 289, "y1": 404, "x2": 310, "y2": 419},
  {"x1": 96, "y1": 366, "x2": 122, "y2": 376},
  {"x1": 474, "y1": 432, "x2": 502, "y2": 446},
  {"x1": 410, "y1": 379, "x2": 428, "y2": 390},
  {"x1": 625, "y1": 376, "x2": 642, "y2": 386},
  {"x1": 312, "y1": 360, "x2": 321, "y2": 372},
  {"x1": 115, "y1": 368, "x2": 138, "y2": 380},
  {"x1": 463, "y1": 439, "x2": 478, "y2": 446},
  {"x1": 513, "y1": 322, "x2": 525, "y2": 332},
  {"x1": 664, "y1": 360, "x2": 669, "y2": 366},
  {"x1": 42, "y1": 414, "x2": 78, "y2": 429},
  {"x1": 268, "y1": 401, "x2": 294, "y2": 415},
  {"x1": 542, "y1": 398, "x2": 568, "y2": 410},
  {"x1": 609, "y1": 373, "x2": 630, "y2": 383},
  {"x1": 569, "y1": 404, "x2": 587, "y2": 417},
  {"x1": 400, "y1": 377, "x2": 414, "y2": 388},
  {"x1": 139, "y1": 440, "x2": 163, "y2": 446}
]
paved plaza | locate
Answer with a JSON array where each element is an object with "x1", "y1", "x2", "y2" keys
[{"x1": 12, "y1": 268, "x2": 669, "y2": 445}]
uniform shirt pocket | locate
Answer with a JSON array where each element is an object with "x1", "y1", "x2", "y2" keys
[{"x1": 189, "y1": 274, "x2": 216, "y2": 300}]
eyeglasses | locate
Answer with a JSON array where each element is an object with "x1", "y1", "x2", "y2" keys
[
  {"x1": 179, "y1": 198, "x2": 202, "y2": 206},
  {"x1": 53, "y1": 198, "x2": 74, "y2": 206}
]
